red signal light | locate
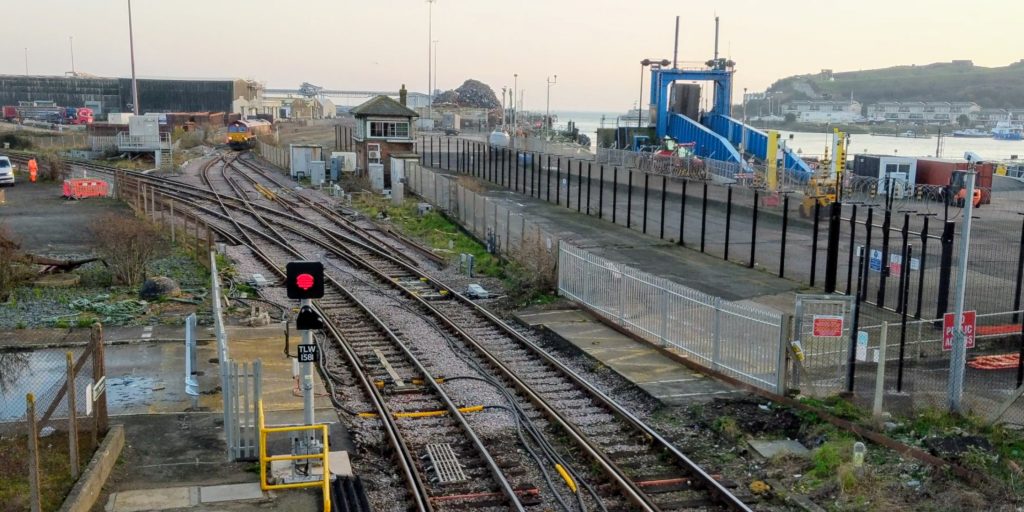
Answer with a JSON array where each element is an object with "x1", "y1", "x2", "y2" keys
[{"x1": 296, "y1": 273, "x2": 315, "y2": 291}]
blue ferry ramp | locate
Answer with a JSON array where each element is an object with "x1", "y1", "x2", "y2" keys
[
  {"x1": 706, "y1": 114, "x2": 815, "y2": 182},
  {"x1": 666, "y1": 112, "x2": 744, "y2": 167}
]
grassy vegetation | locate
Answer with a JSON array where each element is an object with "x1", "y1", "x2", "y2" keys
[
  {"x1": 765, "y1": 61, "x2": 1024, "y2": 108},
  {"x1": 354, "y1": 193, "x2": 502, "y2": 276},
  {"x1": 0, "y1": 430, "x2": 95, "y2": 512},
  {"x1": 351, "y1": 192, "x2": 558, "y2": 306}
]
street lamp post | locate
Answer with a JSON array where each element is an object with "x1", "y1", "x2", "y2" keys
[
  {"x1": 638, "y1": 60, "x2": 649, "y2": 129},
  {"x1": 740, "y1": 87, "x2": 748, "y2": 155},
  {"x1": 501, "y1": 86, "x2": 507, "y2": 129},
  {"x1": 432, "y1": 40, "x2": 438, "y2": 102},
  {"x1": 513, "y1": 73, "x2": 518, "y2": 131},
  {"x1": 128, "y1": 0, "x2": 139, "y2": 115},
  {"x1": 426, "y1": 0, "x2": 436, "y2": 128},
  {"x1": 546, "y1": 75, "x2": 558, "y2": 133}
]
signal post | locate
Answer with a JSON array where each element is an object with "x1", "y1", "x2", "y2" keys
[{"x1": 285, "y1": 261, "x2": 326, "y2": 471}]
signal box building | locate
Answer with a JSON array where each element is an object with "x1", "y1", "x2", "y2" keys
[{"x1": 350, "y1": 89, "x2": 419, "y2": 182}]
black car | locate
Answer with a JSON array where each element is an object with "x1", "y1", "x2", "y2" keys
[{"x1": 444, "y1": 128, "x2": 460, "y2": 136}]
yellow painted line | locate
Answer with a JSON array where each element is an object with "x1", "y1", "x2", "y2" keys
[{"x1": 358, "y1": 405, "x2": 484, "y2": 419}]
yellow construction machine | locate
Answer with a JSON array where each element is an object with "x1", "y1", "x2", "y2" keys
[{"x1": 799, "y1": 129, "x2": 846, "y2": 218}]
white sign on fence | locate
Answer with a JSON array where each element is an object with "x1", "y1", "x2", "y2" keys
[
  {"x1": 856, "y1": 331, "x2": 869, "y2": 362},
  {"x1": 92, "y1": 376, "x2": 106, "y2": 401}
]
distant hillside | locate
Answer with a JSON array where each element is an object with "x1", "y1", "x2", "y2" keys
[{"x1": 765, "y1": 60, "x2": 1024, "y2": 108}]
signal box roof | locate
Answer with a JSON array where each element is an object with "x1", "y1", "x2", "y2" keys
[{"x1": 350, "y1": 95, "x2": 419, "y2": 119}]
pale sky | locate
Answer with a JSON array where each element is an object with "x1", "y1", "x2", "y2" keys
[{"x1": 3, "y1": 0, "x2": 1022, "y2": 112}]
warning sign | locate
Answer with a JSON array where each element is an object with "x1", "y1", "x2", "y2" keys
[
  {"x1": 942, "y1": 311, "x2": 977, "y2": 351},
  {"x1": 812, "y1": 315, "x2": 845, "y2": 337},
  {"x1": 889, "y1": 254, "x2": 903, "y2": 278}
]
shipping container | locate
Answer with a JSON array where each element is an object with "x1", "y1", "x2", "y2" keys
[{"x1": 916, "y1": 157, "x2": 993, "y2": 204}]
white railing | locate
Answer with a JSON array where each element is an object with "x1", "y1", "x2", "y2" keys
[
  {"x1": 558, "y1": 242, "x2": 786, "y2": 392},
  {"x1": 116, "y1": 132, "x2": 171, "y2": 151}
]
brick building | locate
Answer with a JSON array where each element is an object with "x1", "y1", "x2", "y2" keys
[{"x1": 350, "y1": 92, "x2": 418, "y2": 180}]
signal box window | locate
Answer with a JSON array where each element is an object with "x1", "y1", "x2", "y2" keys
[{"x1": 369, "y1": 121, "x2": 410, "y2": 139}]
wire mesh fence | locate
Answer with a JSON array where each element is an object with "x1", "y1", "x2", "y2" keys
[
  {"x1": 849, "y1": 312, "x2": 1024, "y2": 425},
  {"x1": 0, "y1": 325, "x2": 108, "y2": 511},
  {"x1": 406, "y1": 163, "x2": 562, "y2": 281}
]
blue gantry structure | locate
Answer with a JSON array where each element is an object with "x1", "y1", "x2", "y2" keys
[{"x1": 649, "y1": 62, "x2": 814, "y2": 181}]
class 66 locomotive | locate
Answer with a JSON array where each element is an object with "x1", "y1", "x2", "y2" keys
[{"x1": 227, "y1": 118, "x2": 273, "y2": 150}]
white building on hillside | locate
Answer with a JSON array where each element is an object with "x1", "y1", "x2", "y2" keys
[
  {"x1": 781, "y1": 100, "x2": 863, "y2": 123},
  {"x1": 866, "y1": 101, "x2": 980, "y2": 124}
]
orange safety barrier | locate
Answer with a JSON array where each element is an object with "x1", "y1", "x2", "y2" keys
[
  {"x1": 978, "y1": 324, "x2": 1022, "y2": 336},
  {"x1": 62, "y1": 179, "x2": 109, "y2": 200},
  {"x1": 968, "y1": 353, "x2": 1020, "y2": 371}
]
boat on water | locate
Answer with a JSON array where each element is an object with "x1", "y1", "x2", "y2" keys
[
  {"x1": 992, "y1": 121, "x2": 1024, "y2": 141},
  {"x1": 896, "y1": 130, "x2": 932, "y2": 139},
  {"x1": 952, "y1": 128, "x2": 991, "y2": 138}
]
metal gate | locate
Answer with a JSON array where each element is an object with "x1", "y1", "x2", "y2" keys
[
  {"x1": 793, "y1": 294, "x2": 856, "y2": 397},
  {"x1": 225, "y1": 359, "x2": 262, "y2": 461}
]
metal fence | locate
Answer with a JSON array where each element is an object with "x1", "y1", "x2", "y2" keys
[
  {"x1": 558, "y1": 243, "x2": 786, "y2": 393},
  {"x1": 847, "y1": 311, "x2": 1024, "y2": 425},
  {"x1": 257, "y1": 141, "x2": 289, "y2": 170},
  {"x1": 414, "y1": 136, "x2": 1024, "y2": 322},
  {"x1": 405, "y1": 163, "x2": 563, "y2": 279},
  {"x1": 210, "y1": 252, "x2": 262, "y2": 461}
]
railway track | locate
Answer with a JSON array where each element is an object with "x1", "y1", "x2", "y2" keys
[{"x1": 49, "y1": 151, "x2": 754, "y2": 511}]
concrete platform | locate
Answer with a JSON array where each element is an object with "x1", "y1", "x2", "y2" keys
[
  {"x1": 93, "y1": 323, "x2": 345, "y2": 511},
  {"x1": 517, "y1": 306, "x2": 742, "y2": 405}
]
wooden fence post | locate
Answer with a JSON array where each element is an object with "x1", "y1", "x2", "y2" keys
[
  {"x1": 26, "y1": 394, "x2": 42, "y2": 512},
  {"x1": 170, "y1": 199, "x2": 176, "y2": 243},
  {"x1": 91, "y1": 324, "x2": 107, "y2": 436},
  {"x1": 193, "y1": 214, "x2": 200, "y2": 263},
  {"x1": 66, "y1": 352, "x2": 79, "y2": 479}
]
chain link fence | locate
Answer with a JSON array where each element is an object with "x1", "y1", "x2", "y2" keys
[
  {"x1": 848, "y1": 311, "x2": 1024, "y2": 425},
  {"x1": 1, "y1": 325, "x2": 108, "y2": 511}
]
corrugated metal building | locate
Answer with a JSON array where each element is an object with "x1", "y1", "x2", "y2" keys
[
  {"x1": 0, "y1": 75, "x2": 252, "y2": 117},
  {"x1": 0, "y1": 75, "x2": 120, "y2": 113}
]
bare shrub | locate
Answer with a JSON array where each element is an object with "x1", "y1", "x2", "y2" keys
[
  {"x1": 38, "y1": 152, "x2": 68, "y2": 181},
  {"x1": 0, "y1": 224, "x2": 32, "y2": 301},
  {"x1": 505, "y1": 228, "x2": 558, "y2": 303},
  {"x1": 173, "y1": 127, "x2": 204, "y2": 149},
  {"x1": 91, "y1": 213, "x2": 167, "y2": 287}
]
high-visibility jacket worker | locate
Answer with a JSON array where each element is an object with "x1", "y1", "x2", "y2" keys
[{"x1": 28, "y1": 158, "x2": 38, "y2": 183}]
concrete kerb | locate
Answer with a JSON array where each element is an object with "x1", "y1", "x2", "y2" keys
[{"x1": 58, "y1": 424, "x2": 126, "y2": 512}]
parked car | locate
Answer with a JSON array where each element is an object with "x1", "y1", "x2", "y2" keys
[
  {"x1": 0, "y1": 156, "x2": 15, "y2": 186},
  {"x1": 444, "y1": 128, "x2": 460, "y2": 136}
]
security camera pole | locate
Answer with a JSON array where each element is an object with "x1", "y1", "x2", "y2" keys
[{"x1": 947, "y1": 165, "x2": 976, "y2": 413}]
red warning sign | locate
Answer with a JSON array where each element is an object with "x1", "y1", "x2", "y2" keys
[
  {"x1": 942, "y1": 311, "x2": 976, "y2": 351},
  {"x1": 812, "y1": 315, "x2": 844, "y2": 337}
]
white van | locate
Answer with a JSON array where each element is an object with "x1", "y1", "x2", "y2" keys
[{"x1": 0, "y1": 156, "x2": 14, "y2": 186}]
